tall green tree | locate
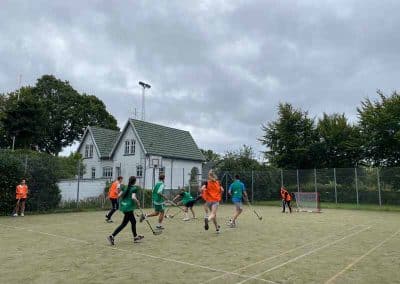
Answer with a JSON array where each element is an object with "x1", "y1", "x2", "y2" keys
[
  {"x1": 1, "y1": 75, "x2": 119, "y2": 154},
  {"x1": 200, "y1": 149, "x2": 221, "y2": 163},
  {"x1": 260, "y1": 103, "x2": 317, "y2": 169},
  {"x1": 1, "y1": 87, "x2": 46, "y2": 150},
  {"x1": 33, "y1": 75, "x2": 119, "y2": 155},
  {"x1": 217, "y1": 145, "x2": 262, "y2": 172},
  {"x1": 314, "y1": 113, "x2": 362, "y2": 168},
  {"x1": 358, "y1": 91, "x2": 400, "y2": 166}
]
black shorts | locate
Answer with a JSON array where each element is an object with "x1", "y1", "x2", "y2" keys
[
  {"x1": 110, "y1": 198, "x2": 119, "y2": 210},
  {"x1": 17, "y1": 198, "x2": 26, "y2": 202},
  {"x1": 185, "y1": 200, "x2": 196, "y2": 208}
]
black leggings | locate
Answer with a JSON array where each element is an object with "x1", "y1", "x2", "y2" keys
[
  {"x1": 112, "y1": 211, "x2": 137, "y2": 237},
  {"x1": 282, "y1": 200, "x2": 292, "y2": 213},
  {"x1": 106, "y1": 198, "x2": 119, "y2": 219}
]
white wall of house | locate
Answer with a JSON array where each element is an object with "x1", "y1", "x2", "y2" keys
[
  {"x1": 79, "y1": 132, "x2": 101, "y2": 180},
  {"x1": 112, "y1": 124, "x2": 146, "y2": 184}
]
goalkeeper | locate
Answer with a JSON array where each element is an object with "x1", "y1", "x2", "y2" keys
[{"x1": 280, "y1": 186, "x2": 292, "y2": 213}]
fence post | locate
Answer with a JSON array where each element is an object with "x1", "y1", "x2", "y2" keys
[
  {"x1": 76, "y1": 161, "x2": 81, "y2": 208},
  {"x1": 296, "y1": 169, "x2": 300, "y2": 194},
  {"x1": 314, "y1": 168, "x2": 317, "y2": 194},
  {"x1": 355, "y1": 167, "x2": 359, "y2": 206},
  {"x1": 251, "y1": 170, "x2": 254, "y2": 203},
  {"x1": 334, "y1": 168, "x2": 338, "y2": 204},
  {"x1": 280, "y1": 169, "x2": 284, "y2": 187},
  {"x1": 377, "y1": 168, "x2": 382, "y2": 207}
]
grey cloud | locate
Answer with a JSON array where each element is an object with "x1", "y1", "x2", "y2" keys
[{"x1": 1, "y1": 0, "x2": 400, "y2": 156}]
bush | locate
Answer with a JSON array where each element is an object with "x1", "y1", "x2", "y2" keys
[{"x1": 0, "y1": 150, "x2": 62, "y2": 215}]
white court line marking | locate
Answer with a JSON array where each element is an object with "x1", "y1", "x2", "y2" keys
[
  {"x1": 236, "y1": 226, "x2": 372, "y2": 284},
  {"x1": 0, "y1": 223, "x2": 276, "y2": 284},
  {"x1": 203, "y1": 225, "x2": 365, "y2": 283},
  {"x1": 325, "y1": 228, "x2": 400, "y2": 284}
]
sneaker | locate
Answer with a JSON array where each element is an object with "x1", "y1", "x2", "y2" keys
[
  {"x1": 155, "y1": 225, "x2": 165, "y2": 230},
  {"x1": 106, "y1": 219, "x2": 113, "y2": 223},
  {"x1": 204, "y1": 218, "x2": 209, "y2": 230},
  {"x1": 21, "y1": 213, "x2": 24, "y2": 217},
  {"x1": 228, "y1": 222, "x2": 236, "y2": 228},
  {"x1": 139, "y1": 214, "x2": 146, "y2": 223},
  {"x1": 134, "y1": 235, "x2": 144, "y2": 243},
  {"x1": 13, "y1": 213, "x2": 18, "y2": 217},
  {"x1": 182, "y1": 217, "x2": 190, "y2": 221},
  {"x1": 107, "y1": 235, "x2": 115, "y2": 246},
  {"x1": 216, "y1": 225, "x2": 221, "y2": 234}
]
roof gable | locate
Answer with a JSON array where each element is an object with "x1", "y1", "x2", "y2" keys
[
  {"x1": 130, "y1": 119, "x2": 205, "y2": 161},
  {"x1": 90, "y1": 127, "x2": 120, "y2": 158}
]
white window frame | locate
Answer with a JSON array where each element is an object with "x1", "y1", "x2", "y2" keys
[
  {"x1": 91, "y1": 167, "x2": 96, "y2": 179},
  {"x1": 85, "y1": 145, "x2": 89, "y2": 158},
  {"x1": 130, "y1": 139, "x2": 136, "y2": 155},
  {"x1": 102, "y1": 167, "x2": 113, "y2": 178},
  {"x1": 136, "y1": 165, "x2": 143, "y2": 177},
  {"x1": 116, "y1": 166, "x2": 121, "y2": 177},
  {"x1": 159, "y1": 166, "x2": 165, "y2": 176},
  {"x1": 89, "y1": 145, "x2": 94, "y2": 158},
  {"x1": 124, "y1": 140, "x2": 130, "y2": 155}
]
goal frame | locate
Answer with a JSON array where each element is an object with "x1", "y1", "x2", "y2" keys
[{"x1": 293, "y1": 192, "x2": 321, "y2": 213}]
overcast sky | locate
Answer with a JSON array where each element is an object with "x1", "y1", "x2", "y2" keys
[{"x1": 1, "y1": 0, "x2": 400, "y2": 158}]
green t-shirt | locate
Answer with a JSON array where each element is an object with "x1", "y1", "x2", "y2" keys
[
  {"x1": 152, "y1": 181, "x2": 165, "y2": 205},
  {"x1": 119, "y1": 185, "x2": 138, "y2": 213},
  {"x1": 180, "y1": 191, "x2": 194, "y2": 205},
  {"x1": 229, "y1": 180, "x2": 246, "y2": 199}
]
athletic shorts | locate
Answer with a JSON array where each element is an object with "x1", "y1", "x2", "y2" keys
[
  {"x1": 16, "y1": 198, "x2": 27, "y2": 202},
  {"x1": 154, "y1": 204, "x2": 165, "y2": 213},
  {"x1": 233, "y1": 200, "x2": 243, "y2": 210},
  {"x1": 184, "y1": 200, "x2": 195, "y2": 208},
  {"x1": 206, "y1": 201, "x2": 219, "y2": 209}
]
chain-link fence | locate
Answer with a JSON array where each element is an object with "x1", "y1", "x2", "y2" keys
[{"x1": 1, "y1": 151, "x2": 400, "y2": 215}]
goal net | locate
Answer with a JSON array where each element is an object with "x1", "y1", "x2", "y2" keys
[{"x1": 293, "y1": 192, "x2": 321, "y2": 212}]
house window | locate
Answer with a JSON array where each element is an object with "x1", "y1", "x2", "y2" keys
[
  {"x1": 124, "y1": 139, "x2": 136, "y2": 155},
  {"x1": 103, "y1": 167, "x2": 113, "y2": 178},
  {"x1": 85, "y1": 145, "x2": 89, "y2": 158},
  {"x1": 130, "y1": 139, "x2": 136, "y2": 155},
  {"x1": 85, "y1": 144, "x2": 93, "y2": 158},
  {"x1": 136, "y1": 165, "x2": 143, "y2": 177},
  {"x1": 116, "y1": 166, "x2": 121, "y2": 177},
  {"x1": 159, "y1": 166, "x2": 165, "y2": 176},
  {"x1": 124, "y1": 140, "x2": 130, "y2": 155},
  {"x1": 89, "y1": 145, "x2": 94, "y2": 157},
  {"x1": 91, "y1": 167, "x2": 96, "y2": 179}
]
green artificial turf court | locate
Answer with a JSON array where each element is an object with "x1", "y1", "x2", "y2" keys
[{"x1": 0, "y1": 205, "x2": 399, "y2": 284}]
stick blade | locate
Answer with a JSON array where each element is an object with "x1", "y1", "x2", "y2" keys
[{"x1": 153, "y1": 230, "x2": 163, "y2": 235}]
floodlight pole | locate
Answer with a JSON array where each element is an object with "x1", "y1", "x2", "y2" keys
[
  {"x1": 12, "y1": 74, "x2": 22, "y2": 151},
  {"x1": 139, "y1": 81, "x2": 151, "y2": 121}
]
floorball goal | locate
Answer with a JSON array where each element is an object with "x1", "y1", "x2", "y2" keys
[{"x1": 294, "y1": 192, "x2": 321, "y2": 213}]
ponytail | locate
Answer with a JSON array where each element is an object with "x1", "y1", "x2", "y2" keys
[{"x1": 121, "y1": 176, "x2": 136, "y2": 199}]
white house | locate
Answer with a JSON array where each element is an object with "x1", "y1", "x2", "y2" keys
[{"x1": 77, "y1": 119, "x2": 205, "y2": 190}]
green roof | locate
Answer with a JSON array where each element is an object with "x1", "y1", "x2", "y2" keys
[
  {"x1": 130, "y1": 119, "x2": 205, "y2": 161},
  {"x1": 90, "y1": 127, "x2": 120, "y2": 158}
]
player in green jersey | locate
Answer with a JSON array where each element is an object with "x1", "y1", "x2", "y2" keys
[
  {"x1": 140, "y1": 174, "x2": 168, "y2": 230},
  {"x1": 107, "y1": 176, "x2": 144, "y2": 245},
  {"x1": 172, "y1": 188, "x2": 196, "y2": 221}
]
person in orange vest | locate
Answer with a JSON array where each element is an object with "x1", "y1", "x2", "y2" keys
[
  {"x1": 105, "y1": 176, "x2": 123, "y2": 223},
  {"x1": 13, "y1": 179, "x2": 28, "y2": 217},
  {"x1": 202, "y1": 170, "x2": 224, "y2": 233},
  {"x1": 280, "y1": 186, "x2": 292, "y2": 213}
]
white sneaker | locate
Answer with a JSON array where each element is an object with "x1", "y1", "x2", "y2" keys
[
  {"x1": 13, "y1": 213, "x2": 18, "y2": 217},
  {"x1": 182, "y1": 218, "x2": 190, "y2": 221},
  {"x1": 21, "y1": 213, "x2": 24, "y2": 217}
]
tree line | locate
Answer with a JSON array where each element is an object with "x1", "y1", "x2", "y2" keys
[
  {"x1": 0, "y1": 75, "x2": 118, "y2": 155},
  {"x1": 203, "y1": 90, "x2": 400, "y2": 170}
]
